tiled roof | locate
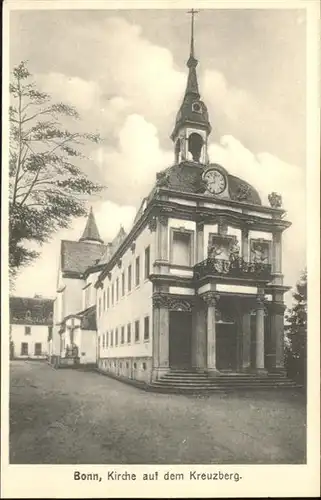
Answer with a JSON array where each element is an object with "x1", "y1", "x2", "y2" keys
[
  {"x1": 61, "y1": 240, "x2": 107, "y2": 276},
  {"x1": 10, "y1": 296, "x2": 54, "y2": 325}
]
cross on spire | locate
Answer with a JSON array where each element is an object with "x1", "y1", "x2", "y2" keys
[{"x1": 187, "y1": 8, "x2": 199, "y2": 60}]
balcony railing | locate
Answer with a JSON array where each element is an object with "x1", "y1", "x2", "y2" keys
[{"x1": 194, "y1": 257, "x2": 272, "y2": 281}]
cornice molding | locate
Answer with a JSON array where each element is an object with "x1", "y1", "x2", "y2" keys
[{"x1": 95, "y1": 194, "x2": 291, "y2": 288}]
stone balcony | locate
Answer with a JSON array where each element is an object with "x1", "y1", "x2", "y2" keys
[{"x1": 193, "y1": 257, "x2": 272, "y2": 282}]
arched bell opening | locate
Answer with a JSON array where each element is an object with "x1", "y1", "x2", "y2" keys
[{"x1": 188, "y1": 132, "x2": 203, "y2": 162}]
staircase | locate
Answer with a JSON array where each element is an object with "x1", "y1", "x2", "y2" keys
[{"x1": 149, "y1": 369, "x2": 302, "y2": 394}]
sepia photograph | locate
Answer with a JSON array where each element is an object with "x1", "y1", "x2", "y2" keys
[{"x1": 2, "y1": 0, "x2": 320, "y2": 498}]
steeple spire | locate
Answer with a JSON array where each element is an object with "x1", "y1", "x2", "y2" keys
[
  {"x1": 170, "y1": 10, "x2": 211, "y2": 164},
  {"x1": 79, "y1": 206, "x2": 103, "y2": 244},
  {"x1": 186, "y1": 9, "x2": 200, "y2": 97}
]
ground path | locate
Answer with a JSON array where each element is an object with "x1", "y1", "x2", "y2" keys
[{"x1": 10, "y1": 360, "x2": 306, "y2": 464}]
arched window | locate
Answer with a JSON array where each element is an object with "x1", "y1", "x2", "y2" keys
[{"x1": 188, "y1": 133, "x2": 203, "y2": 162}]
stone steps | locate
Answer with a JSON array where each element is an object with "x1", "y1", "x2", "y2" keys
[{"x1": 149, "y1": 370, "x2": 301, "y2": 393}]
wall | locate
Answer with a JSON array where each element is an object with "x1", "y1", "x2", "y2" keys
[
  {"x1": 79, "y1": 330, "x2": 97, "y2": 364},
  {"x1": 82, "y1": 271, "x2": 100, "y2": 311},
  {"x1": 11, "y1": 324, "x2": 49, "y2": 359},
  {"x1": 97, "y1": 225, "x2": 154, "y2": 377},
  {"x1": 64, "y1": 277, "x2": 84, "y2": 316}
]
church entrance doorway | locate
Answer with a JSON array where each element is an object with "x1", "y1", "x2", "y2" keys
[
  {"x1": 216, "y1": 322, "x2": 237, "y2": 371},
  {"x1": 169, "y1": 311, "x2": 192, "y2": 369}
]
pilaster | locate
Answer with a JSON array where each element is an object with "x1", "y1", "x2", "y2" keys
[
  {"x1": 196, "y1": 221, "x2": 204, "y2": 263},
  {"x1": 151, "y1": 293, "x2": 169, "y2": 381}
]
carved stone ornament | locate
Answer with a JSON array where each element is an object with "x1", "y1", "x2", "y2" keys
[
  {"x1": 161, "y1": 207, "x2": 173, "y2": 214},
  {"x1": 152, "y1": 293, "x2": 192, "y2": 312},
  {"x1": 158, "y1": 215, "x2": 168, "y2": 226},
  {"x1": 250, "y1": 239, "x2": 270, "y2": 264},
  {"x1": 202, "y1": 292, "x2": 220, "y2": 307},
  {"x1": 268, "y1": 192, "x2": 283, "y2": 208},
  {"x1": 117, "y1": 259, "x2": 122, "y2": 269},
  {"x1": 236, "y1": 183, "x2": 251, "y2": 201},
  {"x1": 130, "y1": 242, "x2": 136, "y2": 252},
  {"x1": 148, "y1": 218, "x2": 157, "y2": 232}
]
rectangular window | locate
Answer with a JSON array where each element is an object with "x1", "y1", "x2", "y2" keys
[
  {"x1": 116, "y1": 278, "x2": 119, "y2": 302},
  {"x1": 106, "y1": 331, "x2": 109, "y2": 348},
  {"x1": 102, "y1": 333, "x2": 105, "y2": 348},
  {"x1": 144, "y1": 246, "x2": 150, "y2": 279},
  {"x1": 48, "y1": 326, "x2": 53, "y2": 340},
  {"x1": 135, "y1": 320, "x2": 140, "y2": 342},
  {"x1": 128, "y1": 265, "x2": 132, "y2": 292},
  {"x1": 103, "y1": 290, "x2": 106, "y2": 310},
  {"x1": 107, "y1": 287, "x2": 110, "y2": 309},
  {"x1": 110, "y1": 330, "x2": 114, "y2": 347},
  {"x1": 21, "y1": 342, "x2": 28, "y2": 355},
  {"x1": 135, "y1": 256, "x2": 140, "y2": 286},
  {"x1": 144, "y1": 316, "x2": 150, "y2": 341},
  {"x1": 111, "y1": 284, "x2": 114, "y2": 305},
  {"x1": 115, "y1": 328, "x2": 118, "y2": 346},
  {"x1": 172, "y1": 231, "x2": 192, "y2": 266},
  {"x1": 25, "y1": 326, "x2": 31, "y2": 336},
  {"x1": 127, "y1": 323, "x2": 131, "y2": 344},
  {"x1": 121, "y1": 326, "x2": 125, "y2": 344},
  {"x1": 121, "y1": 272, "x2": 125, "y2": 297},
  {"x1": 34, "y1": 343, "x2": 42, "y2": 355},
  {"x1": 98, "y1": 297, "x2": 102, "y2": 316}
]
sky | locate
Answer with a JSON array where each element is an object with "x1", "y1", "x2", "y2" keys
[{"x1": 9, "y1": 7, "x2": 307, "y2": 304}]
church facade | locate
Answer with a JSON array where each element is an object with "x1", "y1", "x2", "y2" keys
[
  {"x1": 52, "y1": 16, "x2": 291, "y2": 389},
  {"x1": 94, "y1": 21, "x2": 291, "y2": 386}
]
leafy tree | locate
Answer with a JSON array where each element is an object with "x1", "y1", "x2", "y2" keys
[
  {"x1": 285, "y1": 269, "x2": 307, "y2": 385},
  {"x1": 9, "y1": 61, "x2": 104, "y2": 285}
]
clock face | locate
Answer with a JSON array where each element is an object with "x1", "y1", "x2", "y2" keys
[{"x1": 203, "y1": 169, "x2": 226, "y2": 194}]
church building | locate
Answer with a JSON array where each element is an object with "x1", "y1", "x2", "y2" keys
[
  {"x1": 52, "y1": 14, "x2": 294, "y2": 390},
  {"x1": 93, "y1": 15, "x2": 292, "y2": 390}
]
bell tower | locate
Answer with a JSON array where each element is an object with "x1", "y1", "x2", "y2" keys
[{"x1": 171, "y1": 9, "x2": 211, "y2": 165}]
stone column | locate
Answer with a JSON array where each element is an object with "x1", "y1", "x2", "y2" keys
[
  {"x1": 270, "y1": 302, "x2": 286, "y2": 372},
  {"x1": 196, "y1": 221, "x2": 204, "y2": 263},
  {"x1": 241, "y1": 311, "x2": 251, "y2": 371},
  {"x1": 255, "y1": 296, "x2": 266, "y2": 373},
  {"x1": 202, "y1": 292, "x2": 220, "y2": 376},
  {"x1": 242, "y1": 227, "x2": 249, "y2": 261},
  {"x1": 192, "y1": 297, "x2": 207, "y2": 371},
  {"x1": 151, "y1": 293, "x2": 169, "y2": 381}
]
